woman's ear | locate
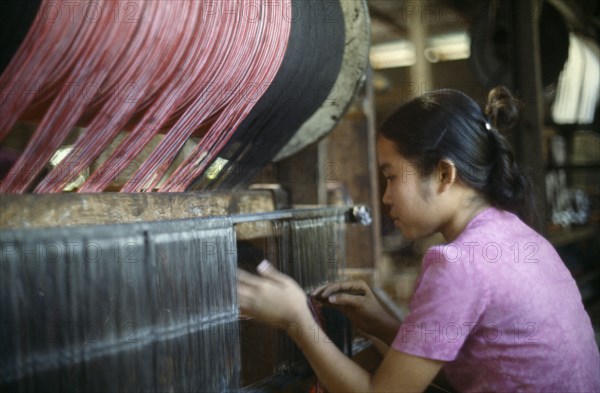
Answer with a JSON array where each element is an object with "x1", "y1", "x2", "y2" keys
[{"x1": 435, "y1": 159, "x2": 457, "y2": 192}]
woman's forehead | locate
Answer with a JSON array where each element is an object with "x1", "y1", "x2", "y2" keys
[{"x1": 377, "y1": 137, "x2": 410, "y2": 167}]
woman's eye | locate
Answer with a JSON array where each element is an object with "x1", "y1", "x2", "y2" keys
[{"x1": 385, "y1": 175, "x2": 396, "y2": 182}]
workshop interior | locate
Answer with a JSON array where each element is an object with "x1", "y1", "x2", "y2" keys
[{"x1": 1, "y1": 0, "x2": 599, "y2": 391}]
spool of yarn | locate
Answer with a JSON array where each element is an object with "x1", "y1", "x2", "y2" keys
[{"x1": 0, "y1": 0, "x2": 369, "y2": 193}]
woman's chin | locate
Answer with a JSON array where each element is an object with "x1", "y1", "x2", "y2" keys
[
  {"x1": 394, "y1": 220, "x2": 418, "y2": 240},
  {"x1": 400, "y1": 231, "x2": 418, "y2": 241},
  {"x1": 396, "y1": 224, "x2": 422, "y2": 241}
]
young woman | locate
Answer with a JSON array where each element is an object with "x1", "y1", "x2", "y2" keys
[{"x1": 237, "y1": 87, "x2": 600, "y2": 392}]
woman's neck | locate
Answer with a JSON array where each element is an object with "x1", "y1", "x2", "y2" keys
[{"x1": 441, "y1": 194, "x2": 490, "y2": 242}]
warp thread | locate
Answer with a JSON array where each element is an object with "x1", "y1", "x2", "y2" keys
[
  {"x1": 0, "y1": 216, "x2": 240, "y2": 391},
  {"x1": 0, "y1": 0, "x2": 346, "y2": 193},
  {"x1": 0, "y1": 0, "x2": 291, "y2": 193}
]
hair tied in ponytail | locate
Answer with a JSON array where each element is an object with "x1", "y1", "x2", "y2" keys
[{"x1": 485, "y1": 86, "x2": 519, "y2": 132}]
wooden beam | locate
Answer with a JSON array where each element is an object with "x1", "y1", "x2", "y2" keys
[
  {"x1": 512, "y1": 0, "x2": 547, "y2": 232},
  {"x1": 0, "y1": 192, "x2": 277, "y2": 241}
]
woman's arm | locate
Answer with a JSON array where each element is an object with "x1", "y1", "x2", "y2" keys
[
  {"x1": 290, "y1": 297, "x2": 443, "y2": 392},
  {"x1": 238, "y1": 261, "x2": 444, "y2": 392},
  {"x1": 363, "y1": 332, "x2": 391, "y2": 355}
]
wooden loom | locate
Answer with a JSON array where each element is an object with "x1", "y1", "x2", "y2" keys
[{"x1": 1, "y1": 193, "x2": 374, "y2": 391}]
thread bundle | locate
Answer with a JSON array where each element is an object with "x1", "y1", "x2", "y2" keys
[{"x1": 0, "y1": 0, "x2": 294, "y2": 193}]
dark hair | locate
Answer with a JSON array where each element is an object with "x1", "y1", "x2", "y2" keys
[{"x1": 379, "y1": 86, "x2": 536, "y2": 226}]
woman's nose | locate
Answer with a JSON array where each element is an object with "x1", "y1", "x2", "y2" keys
[{"x1": 382, "y1": 185, "x2": 392, "y2": 206}]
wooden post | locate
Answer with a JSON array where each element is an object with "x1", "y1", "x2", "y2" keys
[{"x1": 512, "y1": 0, "x2": 547, "y2": 232}]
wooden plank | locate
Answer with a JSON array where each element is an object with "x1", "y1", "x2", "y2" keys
[{"x1": 0, "y1": 191, "x2": 275, "y2": 231}]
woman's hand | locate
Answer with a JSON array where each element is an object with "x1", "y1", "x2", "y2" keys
[
  {"x1": 237, "y1": 260, "x2": 311, "y2": 329},
  {"x1": 240, "y1": 271, "x2": 443, "y2": 392},
  {"x1": 311, "y1": 280, "x2": 401, "y2": 344}
]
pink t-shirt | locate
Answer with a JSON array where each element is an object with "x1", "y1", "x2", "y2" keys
[{"x1": 392, "y1": 207, "x2": 600, "y2": 392}]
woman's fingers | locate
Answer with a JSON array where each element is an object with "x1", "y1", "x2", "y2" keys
[
  {"x1": 237, "y1": 269, "x2": 280, "y2": 320},
  {"x1": 313, "y1": 282, "x2": 345, "y2": 298},
  {"x1": 237, "y1": 283, "x2": 253, "y2": 307},
  {"x1": 237, "y1": 262, "x2": 287, "y2": 287},
  {"x1": 237, "y1": 268, "x2": 262, "y2": 287},
  {"x1": 238, "y1": 281, "x2": 259, "y2": 321},
  {"x1": 256, "y1": 260, "x2": 289, "y2": 284},
  {"x1": 310, "y1": 283, "x2": 330, "y2": 297},
  {"x1": 328, "y1": 291, "x2": 365, "y2": 307},
  {"x1": 236, "y1": 261, "x2": 308, "y2": 327},
  {"x1": 319, "y1": 280, "x2": 368, "y2": 298}
]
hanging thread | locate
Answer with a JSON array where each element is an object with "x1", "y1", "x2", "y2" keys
[{"x1": 0, "y1": 0, "x2": 347, "y2": 193}]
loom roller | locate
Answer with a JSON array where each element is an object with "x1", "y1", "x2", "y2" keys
[{"x1": 0, "y1": 0, "x2": 370, "y2": 391}]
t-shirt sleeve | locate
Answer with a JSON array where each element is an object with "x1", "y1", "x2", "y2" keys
[{"x1": 391, "y1": 246, "x2": 489, "y2": 361}]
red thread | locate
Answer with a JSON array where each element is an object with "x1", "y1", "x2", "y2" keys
[{"x1": 0, "y1": 0, "x2": 291, "y2": 193}]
